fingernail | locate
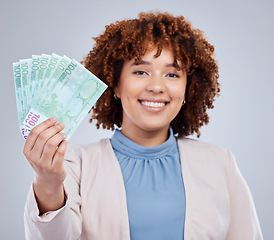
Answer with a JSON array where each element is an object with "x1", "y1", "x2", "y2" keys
[
  {"x1": 50, "y1": 117, "x2": 57, "y2": 122},
  {"x1": 62, "y1": 133, "x2": 67, "y2": 139},
  {"x1": 58, "y1": 122, "x2": 64, "y2": 127}
]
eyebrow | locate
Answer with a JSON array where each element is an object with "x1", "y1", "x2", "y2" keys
[{"x1": 131, "y1": 60, "x2": 179, "y2": 69}]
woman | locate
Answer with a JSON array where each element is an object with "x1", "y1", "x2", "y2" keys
[{"x1": 23, "y1": 12, "x2": 263, "y2": 239}]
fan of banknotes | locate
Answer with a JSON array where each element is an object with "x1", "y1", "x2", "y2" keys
[{"x1": 13, "y1": 53, "x2": 108, "y2": 140}]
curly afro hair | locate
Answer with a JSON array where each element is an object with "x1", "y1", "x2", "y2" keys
[{"x1": 83, "y1": 11, "x2": 220, "y2": 137}]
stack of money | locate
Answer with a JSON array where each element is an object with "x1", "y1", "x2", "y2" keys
[{"x1": 13, "y1": 53, "x2": 107, "y2": 140}]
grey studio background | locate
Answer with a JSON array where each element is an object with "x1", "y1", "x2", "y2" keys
[{"x1": 0, "y1": 0, "x2": 273, "y2": 239}]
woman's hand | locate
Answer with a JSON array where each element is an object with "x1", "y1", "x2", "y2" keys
[{"x1": 23, "y1": 117, "x2": 68, "y2": 215}]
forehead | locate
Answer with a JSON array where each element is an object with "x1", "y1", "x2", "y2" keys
[{"x1": 129, "y1": 45, "x2": 183, "y2": 69}]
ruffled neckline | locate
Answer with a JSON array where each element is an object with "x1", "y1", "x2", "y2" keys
[{"x1": 110, "y1": 127, "x2": 177, "y2": 159}]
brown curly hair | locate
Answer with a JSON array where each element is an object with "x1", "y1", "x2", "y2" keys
[{"x1": 84, "y1": 11, "x2": 220, "y2": 137}]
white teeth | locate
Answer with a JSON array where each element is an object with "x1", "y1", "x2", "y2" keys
[{"x1": 141, "y1": 101, "x2": 166, "y2": 107}]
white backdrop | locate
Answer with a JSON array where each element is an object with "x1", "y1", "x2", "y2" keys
[{"x1": 1, "y1": 0, "x2": 273, "y2": 239}]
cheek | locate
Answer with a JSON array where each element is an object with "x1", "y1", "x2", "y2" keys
[
  {"x1": 120, "y1": 80, "x2": 143, "y2": 98},
  {"x1": 168, "y1": 83, "x2": 186, "y2": 100}
]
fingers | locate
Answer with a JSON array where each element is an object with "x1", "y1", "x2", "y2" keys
[
  {"x1": 52, "y1": 140, "x2": 68, "y2": 169},
  {"x1": 23, "y1": 117, "x2": 57, "y2": 154},
  {"x1": 41, "y1": 131, "x2": 67, "y2": 165},
  {"x1": 23, "y1": 118, "x2": 67, "y2": 168},
  {"x1": 31, "y1": 122, "x2": 65, "y2": 159}
]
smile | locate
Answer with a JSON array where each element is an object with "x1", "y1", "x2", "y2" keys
[{"x1": 139, "y1": 101, "x2": 167, "y2": 108}]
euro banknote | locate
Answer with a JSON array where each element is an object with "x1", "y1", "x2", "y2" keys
[{"x1": 13, "y1": 53, "x2": 108, "y2": 140}]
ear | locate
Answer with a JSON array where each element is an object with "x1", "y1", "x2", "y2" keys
[{"x1": 114, "y1": 85, "x2": 121, "y2": 98}]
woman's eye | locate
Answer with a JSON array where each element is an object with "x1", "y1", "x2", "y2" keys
[
  {"x1": 167, "y1": 73, "x2": 179, "y2": 78},
  {"x1": 133, "y1": 71, "x2": 147, "y2": 75}
]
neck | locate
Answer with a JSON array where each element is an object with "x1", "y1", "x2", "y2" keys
[{"x1": 121, "y1": 126, "x2": 170, "y2": 147}]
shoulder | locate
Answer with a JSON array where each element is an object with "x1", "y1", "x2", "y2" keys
[
  {"x1": 64, "y1": 138, "x2": 112, "y2": 161},
  {"x1": 177, "y1": 137, "x2": 230, "y2": 158},
  {"x1": 177, "y1": 137, "x2": 234, "y2": 175}
]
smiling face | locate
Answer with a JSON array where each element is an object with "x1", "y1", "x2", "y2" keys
[{"x1": 115, "y1": 47, "x2": 187, "y2": 145}]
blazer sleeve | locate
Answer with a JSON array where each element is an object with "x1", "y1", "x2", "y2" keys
[
  {"x1": 226, "y1": 151, "x2": 263, "y2": 240},
  {"x1": 24, "y1": 145, "x2": 82, "y2": 240}
]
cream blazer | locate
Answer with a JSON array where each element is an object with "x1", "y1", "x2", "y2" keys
[{"x1": 24, "y1": 138, "x2": 263, "y2": 240}]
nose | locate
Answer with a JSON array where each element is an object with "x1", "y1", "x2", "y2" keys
[{"x1": 146, "y1": 74, "x2": 166, "y2": 93}]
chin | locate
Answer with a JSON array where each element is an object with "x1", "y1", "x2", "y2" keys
[{"x1": 139, "y1": 122, "x2": 170, "y2": 133}]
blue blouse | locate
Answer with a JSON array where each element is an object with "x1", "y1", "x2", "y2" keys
[{"x1": 110, "y1": 128, "x2": 186, "y2": 240}]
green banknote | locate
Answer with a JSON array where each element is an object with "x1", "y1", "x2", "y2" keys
[
  {"x1": 13, "y1": 54, "x2": 108, "y2": 140},
  {"x1": 39, "y1": 54, "x2": 62, "y2": 96},
  {"x1": 13, "y1": 62, "x2": 24, "y2": 129},
  {"x1": 28, "y1": 55, "x2": 40, "y2": 112},
  {"x1": 36, "y1": 54, "x2": 51, "y2": 94},
  {"x1": 19, "y1": 59, "x2": 31, "y2": 116},
  {"x1": 34, "y1": 55, "x2": 71, "y2": 105}
]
